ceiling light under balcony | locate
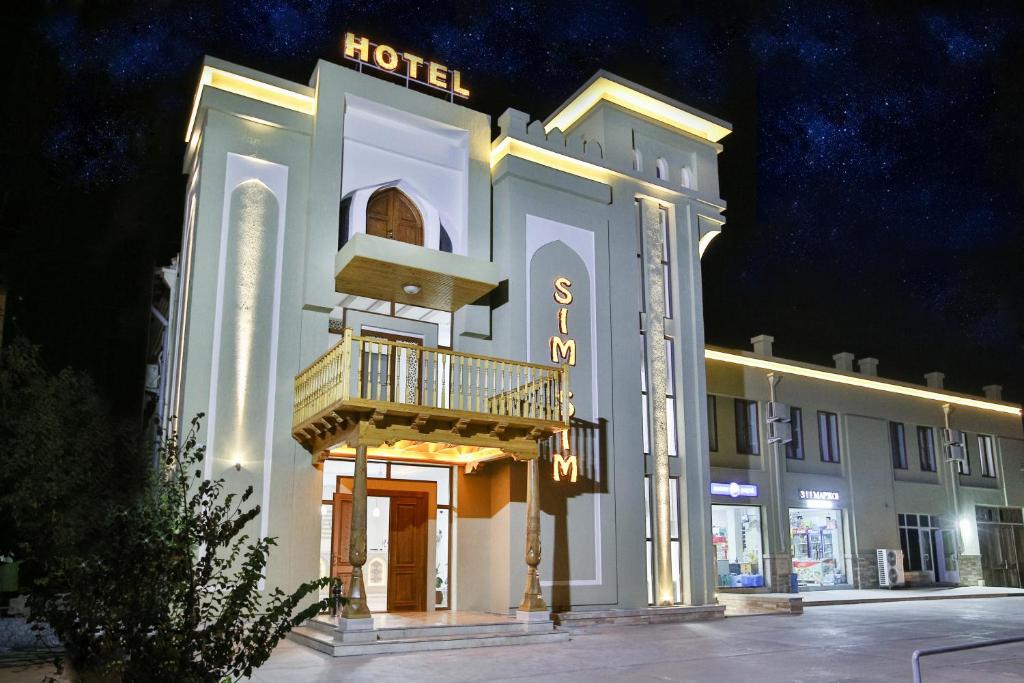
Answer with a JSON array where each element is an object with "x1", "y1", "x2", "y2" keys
[{"x1": 402, "y1": 283, "x2": 421, "y2": 295}]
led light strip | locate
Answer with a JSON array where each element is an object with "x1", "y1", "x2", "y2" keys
[
  {"x1": 705, "y1": 348, "x2": 1021, "y2": 416},
  {"x1": 545, "y1": 77, "x2": 731, "y2": 143},
  {"x1": 186, "y1": 66, "x2": 316, "y2": 142}
]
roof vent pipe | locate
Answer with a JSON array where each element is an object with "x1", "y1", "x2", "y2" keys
[
  {"x1": 857, "y1": 358, "x2": 879, "y2": 377},
  {"x1": 751, "y1": 334, "x2": 774, "y2": 356},
  {"x1": 982, "y1": 384, "x2": 1003, "y2": 401},
  {"x1": 832, "y1": 352, "x2": 855, "y2": 372}
]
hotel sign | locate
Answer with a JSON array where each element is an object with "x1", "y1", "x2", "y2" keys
[
  {"x1": 551, "y1": 276, "x2": 577, "y2": 483},
  {"x1": 710, "y1": 482, "x2": 759, "y2": 498},
  {"x1": 343, "y1": 32, "x2": 470, "y2": 100}
]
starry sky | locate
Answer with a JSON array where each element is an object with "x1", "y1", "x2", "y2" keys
[{"x1": 2, "y1": 1, "x2": 1022, "y2": 413}]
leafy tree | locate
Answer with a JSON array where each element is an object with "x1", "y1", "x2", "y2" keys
[
  {"x1": 1, "y1": 339, "x2": 330, "y2": 681},
  {"x1": 35, "y1": 415, "x2": 330, "y2": 681}
]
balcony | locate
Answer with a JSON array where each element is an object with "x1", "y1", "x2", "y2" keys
[
  {"x1": 292, "y1": 330, "x2": 569, "y2": 465},
  {"x1": 335, "y1": 234, "x2": 500, "y2": 312}
]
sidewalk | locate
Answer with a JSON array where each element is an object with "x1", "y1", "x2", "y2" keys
[{"x1": 798, "y1": 585, "x2": 1024, "y2": 606}]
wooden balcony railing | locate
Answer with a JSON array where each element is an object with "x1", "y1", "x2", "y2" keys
[{"x1": 293, "y1": 329, "x2": 569, "y2": 457}]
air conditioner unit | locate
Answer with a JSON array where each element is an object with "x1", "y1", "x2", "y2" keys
[{"x1": 877, "y1": 548, "x2": 905, "y2": 588}]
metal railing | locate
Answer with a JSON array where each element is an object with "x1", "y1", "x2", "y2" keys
[
  {"x1": 912, "y1": 635, "x2": 1024, "y2": 682},
  {"x1": 293, "y1": 329, "x2": 570, "y2": 429}
]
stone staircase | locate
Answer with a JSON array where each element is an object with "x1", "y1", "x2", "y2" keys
[{"x1": 288, "y1": 613, "x2": 570, "y2": 657}]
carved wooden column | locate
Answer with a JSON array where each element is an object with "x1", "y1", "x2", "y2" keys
[
  {"x1": 341, "y1": 445, "x2": 371, "y2": 622},
  {"x1": 516, "y1": 457, "x2": 548, "y2": 620}
]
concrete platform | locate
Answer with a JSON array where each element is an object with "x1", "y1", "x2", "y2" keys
[
  {"x1": 799, "y1": 585, "x2": 1024, "y2": 606},
  {"x1": 716, "y1": 592, "x2": 803, "y2": 616},
  {"x1": 553, "y1": 604, "x2": 725, "y2": 628},
  {"x1": 288, "y1": 611, "x2": 569, "y2": 656}
]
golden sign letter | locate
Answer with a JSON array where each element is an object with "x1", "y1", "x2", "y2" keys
[
  {"x1": 549, "y1": 336, "x2": 576, "y2": 366},
  {"x1": 553, "y1": 452, "x2": 578, "y2": 483},
  {"x1": 452, "y1": 70, "x2": 471, "y2": 98},
  {"x1": 403, "y1": 52, "x2": 424, "y2": 79},
  {"x1": 344, "y1": 32, "x2": 370, "y2": 61},
  {"x1": 374, "y1": 44, "x2": 400, "y2": 71},
  {"x1": 553, "y1": 277, "x2": 573, "y2": 305},
  {"x1": 557, "y1": 307, "x2": 568, "y2": 334},
  {"x1": 428, "y1": 62, "x2": 448, "y2": 89}
]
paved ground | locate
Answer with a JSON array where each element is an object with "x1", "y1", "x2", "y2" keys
[
  {"x1": 251, "y1": 598, "x2": 1024, "y2": 682},
  {"x1": 796, "y1": 585, "x2": 1024, "y2": 605}
]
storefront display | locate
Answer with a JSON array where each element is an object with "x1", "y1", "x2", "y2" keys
[
  {"x1": 790, "y1": 509, "x2": 847, "y2": 587},
  {"x1": 712, "y1": 505, "x2": 764, "y2": 588}
]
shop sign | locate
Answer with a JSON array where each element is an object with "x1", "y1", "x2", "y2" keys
[
  {"x1": 343, "y1": 32, "x2": 470, "y2": 100},
  {"x1": 799, "y1": 489, "x2": 840, "y2": 502},
  {"x1": 710, "y1": 481, "x2": 759, "y2": 498}
]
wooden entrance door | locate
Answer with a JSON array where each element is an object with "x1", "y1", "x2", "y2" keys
[
  {"x1": 366, "y1": 188, "x2": 424, "y2": 246},
  {"x1": 386, "y1": 493, "x2": 428, "y2": 612},
  {"x1": 330, "y1": 492, "x2": 353, "y2": 590}
]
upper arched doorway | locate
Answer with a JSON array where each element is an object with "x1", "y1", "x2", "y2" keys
[{"x1": 366, "y1": 187, "x2": 424, "y2": 246}]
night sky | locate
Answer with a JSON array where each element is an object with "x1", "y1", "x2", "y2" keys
[{"x1": 2, "y1": 1, "x2": 1022, "y2": 415}]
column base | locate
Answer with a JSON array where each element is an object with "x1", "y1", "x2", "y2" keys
[
  {"x1": 335, "y1": 616, "x2": 376, "y2": 643},
  {"x1": 516, "y1": 609, "x2": 552, "y2": 623},
  {"x1": 763, "y1": 553, "x2": 794, "y2": 593}
]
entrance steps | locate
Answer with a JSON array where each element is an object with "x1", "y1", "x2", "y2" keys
[{"x1": 288, "y1": 612, "x2": 569, "y2": 657}]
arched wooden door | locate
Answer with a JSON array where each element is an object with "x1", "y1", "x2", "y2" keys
[{"x1": 366, "y1": 188, "x2": 424, "y2": 246}]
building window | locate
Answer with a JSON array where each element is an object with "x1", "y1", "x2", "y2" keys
[
  {"x1": 632, "y1": 148, "x2": 643, "y2": 172},
  {"x1": 978, "y1": 435, "x2": 996, "y2": 478},
  {"x1": 659, "y1": 208, "x2": 672, "y2": 319},
  {"x1": 957, "y1": 436, "x2": 971, "y2": 475},
  {"x1": 818, "y1": 411, "x2": 840, "y2": 463},
  {"x1": 680, "y1": 166, "x2": 694, "y2": 189},
  {"x1": 786, "y1": 406, "x2": 804, "y2": 460},
  {"x1": 735, "y1": 399, "x2": 760, "y2": 455},
  {"x1": 889, "y1": 422, "x2": 907, "y2": 470},
  {"x1": 708, "y1": 395, "x2": 718, "y2": 452},
  {"x1": 645, "y1": 476, "x2": 681, "y2": 604},
  {"x1": 917, "y1": 426, "x2": 937, "y2": 472},
  {"x1": 655, "y1": 157, "x2": 668, "y2": 180}
]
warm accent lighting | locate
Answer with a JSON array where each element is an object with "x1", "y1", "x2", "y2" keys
[
  {"x1": 545, "y1": 75, "x2": 732, "y2": 142},
  {"x1": 186, "y1": 65, "x2": 316, "y2": 142},
  {"x1": 705, "y1": 348, "x2": 1022, "y2": 416},
  {"x1": 698, "y1": 229, "x2": 720, "y2": 257},
  {"x1": 490, "y1": 137, "x2": 615, "y2": 186}
]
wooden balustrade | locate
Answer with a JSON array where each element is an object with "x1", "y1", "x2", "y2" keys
[{"x1": 292, "y1": 330, "x2": 570, "y2": 433}]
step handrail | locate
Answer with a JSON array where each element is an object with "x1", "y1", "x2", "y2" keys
[{"x1": 912, "y1": 634, "x2": 1024, "y2": 682}]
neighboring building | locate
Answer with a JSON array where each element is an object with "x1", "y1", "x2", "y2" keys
[
  {"x1": 158, "y1": 38, "x2": 1023, "y2": 639},
  {"x1": 706, "y1": 338, "x2": 1024, "y2": 592}
]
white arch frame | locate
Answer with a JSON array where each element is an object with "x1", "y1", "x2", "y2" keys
[{"x1": 343, "y1": 179, "x2": 453, "y2": 253}]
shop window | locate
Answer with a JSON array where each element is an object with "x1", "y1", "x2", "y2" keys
[
  {"x1": 917, "y1": 426, "x2": 937, "y2": 472},
  {"x1": 818, "y1": 411, "x2": 841, "y2": 463},
  {"x1": 735, "y1": 399, "x2": 760, "y2": 455},
  {"x1": 889, "y1": 422, "x2": 907, "y2": 470},
  {"x1": 707, "y1": 395, "x2": 718, "y2": 452},
  {"x1": 712, "y1": 505, "x2": 764, "y2": 588},
  {"x1": 785, "y1": 406, "x2": 804, "y2": 459},
  {"x1": 978, "y1": 435, "x2": 996, "y2": 478},
  {"x1": 790, "y1": 509, "x2": 847, "y2": 587}
]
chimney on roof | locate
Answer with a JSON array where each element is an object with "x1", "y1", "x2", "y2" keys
[
  {"x1": 982, "y1": 384, "x2": 1003, "y2": 401},
  {"x1": 751, "y1": 334, "x2": 774, "y2": 356},
  {"x1": 858, "y1": 358, "x2": 879, "y2": 377},
  {"x1": 924, "y1": 371, "x2": 945, "y2": 389},
  {"x1": 832, "y1": 352, "x2": 855, "y2": 372}
]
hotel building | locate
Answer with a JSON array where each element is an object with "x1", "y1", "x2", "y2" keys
[{"x1": 153, "y1": 40, "x2": 1024, "y2": 646}]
